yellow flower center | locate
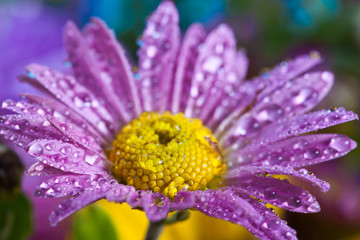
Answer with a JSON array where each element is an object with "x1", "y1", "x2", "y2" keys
[{"x1": 108, "y1": 112, "x2": 224, "y2": 198}]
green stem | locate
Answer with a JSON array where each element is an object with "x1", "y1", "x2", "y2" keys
[{"x1": 145, "y1": 220, "x2": 165, "y2": 240}]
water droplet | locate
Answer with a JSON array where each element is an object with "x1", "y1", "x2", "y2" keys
[
  {"x1": 264, "y1": 188, "x2": 276, "y2": 200},
  {"x1": 267, "y1": 217, "x2": 281, "y2": 230},
  {"x1": 60, "y1": 146, "x2": 72, "y2": 155},
  {"x1": 202, "y1": 56, "x2": 223, "y2": 73},
  {"x1": 304, "y1": 148, "x2": 320, "y2": 159},
  {"x1": 307, "y1": 202, "x2": 320, "y2": 212},
  {"x1": 100, "y1": 72, "x2": 112, "y2": 83},
  {"x1": 29, "y1": 143, "x2": 43, "y2": 156},
  {"x1": 288, "y1": 196, "x2": 301, "y2": 208},
  {"x1": 329, "y1": 136, "x2": 351, "y2": 152},
  {"x1": 146, "y1": 45, "x2": 157, "y2": 57},
  {"x1": 292, "y1": 88, "x2": 314, "y2": 105},
  {"x1": 255, "y1": 104, "x2": 283, "y2": 122},
  {"x1": 293, "y1": 140, "x2": 308, "y2": 150},
  {"x1": 45, "y1": 143, "x2": 53, "y2": 151},
  {"x1": 85, "y1": 154, "x2": 99, "y2": 165}
]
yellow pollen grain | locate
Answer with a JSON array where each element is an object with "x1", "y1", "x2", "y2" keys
[{"x1": 108, "y1": 112, "x2": 225, "y2": 199}]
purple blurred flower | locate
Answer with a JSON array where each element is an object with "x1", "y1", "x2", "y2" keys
[{"x1": 0, "y1": 2, "x2": 358, "y2": 240}]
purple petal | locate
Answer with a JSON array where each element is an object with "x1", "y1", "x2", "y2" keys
[
  {"x1": 125, "y1": 190, "x2": 170, "y2": 221},
  {"x1": 221, "y1": 71, "x2": 334, "y2": 148},
  {"x1": 23, "y1": 94, "x2": 106, "y2": 144},
  {"x1": 0, "y1": 114, "x2": 63, "y2": 148},
  {"x1": 170, "y1": 191, "x2": 197, "y2": 211},
  {"x1": 171, "y1": 24, "x2": 206, "y2": 114},
  {"x1": 249, "y1": 107, "x2": 358, "y2": 147},
  {"x1": 49, "y1": 183, "x2": 112, "y2": 226},
  {"x1": 230, "y1": 176, "x2": 320, "y2": 213},
  {"x1": 105, "y1": 183, "x2": 136, "y2": 203},
  {"x1": 199, "y1": 50, "x2": 249, "y2": 122},
  {"x1": 82, "y1": 18, "x2": 142, "y2": 118},
  {"x1": 195, "y1": 188, "x2": 296, "y2": 240},
  {"x1": 64, "y1": 21, "x2": 133, "y2": 123},
  {"x1": 231, "y1": 134, "x2": 356, "y2": 168},
  {"x1": 24, "y1": 64, "x2": 118, "y2": 138},
  {"x1": 253, "y1": 51, "x2": 322, "y2": 98},
  {"x1": 142, "y1": 192, "x2": 170, "y2": 222},
  {"x1": 213, "y1": 52, "x2": 322, "y2": 135},
  {"x1": 235, "y1": 191, "x2": 298, "y2": 240},
  {"x1": 47, "y1": 116, "x2": 104, "y2": 156},
  {"x1": 195, "y1": 188, "x2": 262, "y2": 228},
  {"x1": 254, "y1": 71, "x2": 333, "y2": 114},
  {"x1": 26, "y1": 139, "x2": 108, "y2": 175},
  {"x1": 209, "y1": 81, "x2": 256, "y2": 131},
  {"x1": 137, "y1": 1, "x2": 180, "y2": 112},
  {"x1": 26, "y1": 162, "x2": 64, "y2": 176},
  {"x1": 184, "y1": 24, "x2": 237, "y2": 118},
  {"x1": 35, "y1": 174, "x2": 92, "y2": 198},
  {"x1": 226, "y1": 165, "x2": 330, "y2": 192}
]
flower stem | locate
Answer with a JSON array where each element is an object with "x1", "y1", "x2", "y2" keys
[{"x1": 145, "y1": 220, "x2": 165, "y2": 240}]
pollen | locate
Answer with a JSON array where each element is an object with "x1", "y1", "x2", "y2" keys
[{"x1": 108, "y1": 112, "x2": 225, "y2": 198}]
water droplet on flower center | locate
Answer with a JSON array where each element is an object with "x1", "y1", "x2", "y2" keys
[{"x1": 108, "y1": 112, "x2": 225, "y2": 198}]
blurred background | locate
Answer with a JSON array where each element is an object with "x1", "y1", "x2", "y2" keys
[{"x1": 0, "y1": 0, "x2": 359, "y2": 239}]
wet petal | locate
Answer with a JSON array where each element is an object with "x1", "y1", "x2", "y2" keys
[
  {"x1": 195, "y1": 188, "x2": 296, "y2": 240},
  {"x1": 35, "y1": 174, "x2": 92, "y2": 198},
  {"x1": 255, "y1": 71, "x2": 334, "y2": 114},
  {"x1": 137, "y1": 1, "x2": 180, "y2": 112},
  {"x1": 232, "y1": 134, "x2": 356, "y2": 168},
  {"x1": 221, "y1": 71, "x2": 334, "y2": 149},
  {"x1": 184, "y1": 24, "x2": 237, "y2": 119},
  {"x1": 124, "y1": 190, "x2": 170, "y2": 221},
  {"x1": 171, "y1": 24, "x2": 206, "y2": 114},
  {"x1": 47, "y1": 116, "x2": 104, "y2": 156},
  {"x1": 49, "y1": 181, "x2": 113, "y2": 226},
  {"x1": 142, "y1": 192, "x2": 170, "y2": 222},
  {"x1": 105, "y1": 183, "x2": 136, "y2": 203},
  {"x1": 26, "y1": 162, "x2": 64, "y2": 176},
  {"x1": 231, "y1": 176, "x2": 320, "y2": 213},
  {"x1": 235, "y1": 191, "x2": 298, "y2": 240},
  {"x1": 65, "y1": 21, "x2": 133, "y2": 123},
  {"x1": 226, "y1": 165, "x2": 330, "y2": 192},
  {"x1": 249, "y1": 108, "x2": 358, "y2": 147},
  {"x1": 17, "y1": 95, "x2": 105, "y2": 143},
  {"x1": 195, "y1": 188, "x2": 262, "y2": 228},
  {"x1": 27, "y1": 139, "x2": 108, "y2": 175},
  {"x1": 23, "y1": 64, "x2": 118, "y2": 139},
  {"x1": 82, "y1": 18, "x2": 142, "y2": 118},
  {"x1": 214, "y1": 52, "x2": 322, "y2": 137},
  {"x1": 254, "y1": 51, "x2": 322, "y2": 98},
  {"x1": 0, "y1": 114, "x2": 63, "y2": 148},
  {"x1": 170, "y1": 191, "x2": 197, "y2": 211}
]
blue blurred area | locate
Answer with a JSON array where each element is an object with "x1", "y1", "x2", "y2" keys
[
  {"x1": 280, "y1": 0, "x2": 339, "y2": 27},
  {"x1": 78, "y1": 0, "x2": 225, "y2": 31}
]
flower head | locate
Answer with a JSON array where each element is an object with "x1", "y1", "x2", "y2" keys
[{"x1": 0, "y1": 1, "x2": 357, "y2": 239}]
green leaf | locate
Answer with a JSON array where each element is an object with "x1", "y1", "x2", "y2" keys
[
  {"x1": 0, "y1": 192, "x2": 33, "y2": 240},
  {"x1": 73, "y1": 205, "x2": 118, "y2": 240}
]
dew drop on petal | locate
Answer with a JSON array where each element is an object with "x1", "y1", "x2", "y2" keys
[
  {"x1": 85, "y1": 154, "x2": 99, "y2": 165},
  {"x1": 264, "y1": 188, "x2": 277, "y2": 200},
  {"x1": 287, "y1": 196, "x2": 301, "y2": 208},
  {"x1": 267, "y1": 217, "x2": 281, "y2": 230},
  {"x1": 202, "y1": 56, "x2": 223, "y2": 73},
  {"x1": 29, "y1": 143, "x2": 43, "y2": 156},
  {"x1": 329, "y1": 136, "x2": 351, "y2": 152},
  {"x1": 304, "y1": 148, "x2": 320, "y2": 159}
]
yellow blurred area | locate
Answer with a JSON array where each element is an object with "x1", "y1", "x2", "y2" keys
[{"x1": 95, "y1": 200, "x2": 257, "y2": 240}]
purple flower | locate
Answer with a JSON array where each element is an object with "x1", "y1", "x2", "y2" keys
[{"x1": 0, "y1": 2, "x2": 357, "y2": 239}]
